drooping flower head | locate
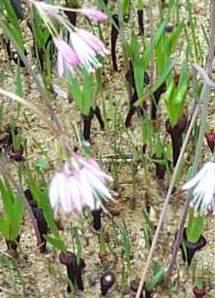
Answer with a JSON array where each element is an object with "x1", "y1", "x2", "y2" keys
[
  {"x1": 182, "y1": 162, "x2": 215, "y2": 215},
  {"x1": 76, "y1": 29, "x2": 108, "y2": 57},
  {"x1": 31, "y1": 1, "x2": 108, "y2": 76},
  {"x1": 69, "y1": 29, "x2": 108, "y2": 72},
  {"x1": 53, "y1": 38, "x2": 80, "y2": 76},
  {"x1": 49, "y1": 154, "x2": 114, "y2": 215}
]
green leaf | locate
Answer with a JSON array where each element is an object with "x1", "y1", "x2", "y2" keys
[
  {"x1": 120, "y1": 0, "x2": 130, "y2": 15},
  {"x1": 34, "y1": 159, "x2": 49, "y2": 170},
  {"x1": 31, "y1": 8, "x2": 52, "y2": 52},
  {"x1": 134, "y1": 57, "x2": 144, "y2": 98},
  {"x1": 146, "y1": 266, "x2": 165, "y2": 290},
  {"x1": 141, "y1": 209, "x2": 155, "y2": 230},
  {"x1": 154, "y1": 21, "x2": 167, "y2": 47},
  {"x1": 136, "y1": 0, "x2": 144, "y2": 10},
  {"x1": 155, "y1": 39, "x2": 166, "y2": 75},
  {"x1": 165, "y1": 65, "x2": 189, "y2": 125},
  {"x1": 0, "y1": 0, "x2": 24, "y2": 48},
  {"x1": 0, "y1": 177, "x2": 24, "y2": 240},
  {"x1": 10, "y1": 196, "x2": 25, "y2": 240},
  {"x1": 141, "y1": 118, "x2": 153, "y2": 145},
  {"x1": 25, "y1": 167, "x2": 60, "y2": 237},
  {"x1": 15, "y1": 64, "x2": 23, "y2": 97},
  {"x1": 82, "y1": 72, "x2": 94, "y2": 115},
  {"x1": 68, "y1": 71, "x2": 94, "y2": 116},
  {"x1": 168, "y1": 23, "x2": 183, "y2": 54},
  {"x1": 152, "y1": 59, "x2": 177, "y2": 94},
  {"x1": 143, "y1": 21, "x2": 166, "y2": 68},
  {"x1": 165, "y1": 78, "x2": 176, "y2": 120},
  {"x1": 0, "y1": 217, "x2": 10, "y2": 239},
  {"x1": 0, "y1": 178, "x2": 13, "y2": 220},
  {"x1": 68, "y1": 76, "x2": 83, "y2": 110},
  {"x1": 136, "y1": 59, "x2": 177, "y2": 107},
  {"x1": 46, "y1": 235, "x2": 66, "y2": 251},
  {"x1": 187, "y1": 209, "x2": 204, "y2": 242},
  {"x1": 128, "y1": 32, "x2": 138, "y2": 63}
]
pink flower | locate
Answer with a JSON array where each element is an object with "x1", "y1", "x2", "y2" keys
[
  {"x1": 32, "y1": 1, "x2": 108, "y2": 74},
  {"x1": 70, "y1": 31, "x2": 100, "y2": 71},
  {"x1": 76, "y1": 29, "x2": 108, "y2": 57},
  {"x1": 49, "y1": 154, "x2": 113, "y2": 215},
  {"x1": 80, "y1": 8, "x2": 108, "y2": 22},
  {"x1": 53, "y1": 37, "x2": 80, "y2": 77}
]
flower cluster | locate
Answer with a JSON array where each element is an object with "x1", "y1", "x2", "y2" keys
[
  {"x1": 49, "y1": 154, "x2": 113, "y2": 215},
  {"x1": 32, "y1": 1, "x2": 108, "y2": 76},
  {"x1": 182, "y1": 162, "x2": 215, "y2": 215}
]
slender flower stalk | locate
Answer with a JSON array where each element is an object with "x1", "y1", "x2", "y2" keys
[{"x1": 49, "y1": 154, "x2": 113, "y2": 215}]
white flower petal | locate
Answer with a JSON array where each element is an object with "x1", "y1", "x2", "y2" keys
[
  {"x1": 66, "y1": 177, "x2": 83, "y2": 213},
  {"x1": 78, "y1": 169, "x2": 96, "y2": 210},
  {"x1": 182, "y1": 170, "x2": 205, "y2": 191},
  {"x1": 70, "y1": 31, "x2": 100, "y2": 71},
  {"x1": 49, "y1": 172, "x2": 66, "y2": 211},
  {"x1": 80, "y1": 158, "x2": 113, "y2": 183},
  {"x1": 57, "y1": 175, "x2": 70, "y2": 213},
  {"x1": 57, "y1": 53, "x2": 64, "y2": 78},
  {"x1": 86, "y1": 170, "x2": 112, "y2": 200},
  {"x1": 183, "y1": 162, "x2": 215, "y2": 214},
  {"x1": 49, "y1": 154, "x2": 114, "y2": 215}
]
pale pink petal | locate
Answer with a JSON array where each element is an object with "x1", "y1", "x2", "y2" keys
[
  {"x1": 54, "y1": 38, "x2": 80, "y2": 76},
  {"x1": 77, "y1": 29, "x2": 108, "y2": 56},
  {"x1": 56, "y1": 175, "x2": 70, "y2": 213},
  {"x1": 80, "y1": 8, "x2": 108, "y2": 22},
  {"x1": 49, "y1": 173, "x2": 59, "y2": 209},
  {"x1": 77, "y1": 169, "x2": 96, "y2": 209},
  {"x1": 66, "y1": 176, "x2": 83, "y2": 213},
  {"x1": 78, "y1": 157, "x2": 113, "y2": 183},
  {"x1": 85, "y1": 170, "x2": 112, "y2": 200},
  {"x1": 63, "y1": 156, "x2": 79, "y2": 173},
  {"x1": 70, "y1": 31, "x2": 99, "y2": 71},
  {"x1": 49, "y1": 172, "x2": 65, "y2": 210},
  {"x1": 49, "y1": 153, "x2": 114, "y2": 215},
  {"x1": 87, "y1": 164, "x2": 112, "y2": 184}
]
